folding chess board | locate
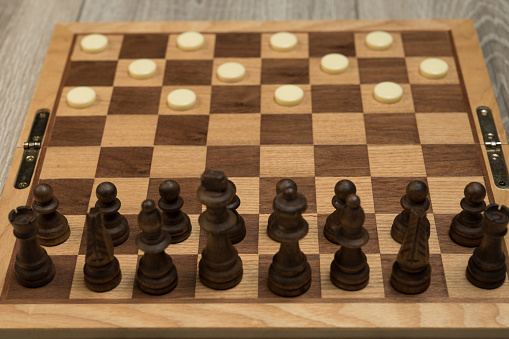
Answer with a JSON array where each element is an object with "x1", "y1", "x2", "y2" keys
[{"x1": 1, "y1": 20, "x2": 509, "y2": 338}]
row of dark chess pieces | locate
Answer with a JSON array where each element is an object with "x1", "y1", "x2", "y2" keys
[{"x1": 8, "y1": 170, "x2": 509, "y2": 296}]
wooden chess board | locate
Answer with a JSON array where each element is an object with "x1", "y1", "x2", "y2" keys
[{"x1": 1, "y1": 20, "x2": 509, "y2": 338}]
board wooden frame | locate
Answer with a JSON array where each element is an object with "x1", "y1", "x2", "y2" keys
[{"x1": 0, "y1": 20, "x2": 508, "y2": 338}]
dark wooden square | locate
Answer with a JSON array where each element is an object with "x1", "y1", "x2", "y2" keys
[
  {"x1": 402, "y1": 31, "x2": 453, "y2": 57},
  {"x1": 260, "y1": 114, "x2": 313, "y2": 145},
  {"x1": 422, "y1": 145, "x2": 484, "y2": 176},
  {"x1": 214, "y1": 33, "x2": 261, "y2": 58},
  {"x1": 311, "y1": 85, "x2": 362, "y2": 113},
  {"x1": 412, "y1": 85, "x2": 467, "y2": 113},
  {"x1": 371, "y1": 177, "x2": 432, "y2": 214},
  {"x1": 66, "y1": 61, "x2": 117, "y2": 86},
  {"x1": 108, "y1": 87, "x2": 161, "y2": 115},
  {"x1": 210, "y1": 86, "x2": 261, "y2": 113},
  {"x1": 49, "y1": 116, "x2": 106, "y2": 147},
  {"x1": 163, "y1": 60, "x2": 213, "y2": 86},
  {"x1": 155, "y1": 115, "x2": 209, "y2": 145},
  {"x1": 314, "y1": 145, "x2": 370, "y2": 177},
  {"x1": 364, "y1": 113, "x2": 420, "y2": 144},
  {"x1": 434, "y1": 214, "x2": 475, "y2": 255},
  {"x1": 119, "y1": 34, "x2": 168, "y2": 59},
  {"x1": 308, "y1": 32, "x2": 355, "y2": 57},
  {"x1": 147, "y1": 177, "x2": 202, "y2": 215},
  {"x1": 96, "y1": 147, "x2": 153, "y2": 178},
  {"x1": 261, "y1": 59, "x2": 309, "y2": 84},
  {"x1": 358, "y1": 58, "x2": 409, "y2": 84},
  {"x1": 206, "y1": 146, "x2": 260, "y2": 177},
  {"x1": 259, "y1": 177, "x2": 317, "y2": 214},
  {"x1": 36, "y1": 179, "x2": 94, "y2": 215}
]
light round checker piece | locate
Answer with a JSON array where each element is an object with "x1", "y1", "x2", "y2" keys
[
  {"x1": 66, "y1": 87, "x2": 96, "y2": 109},
  {"x1": 420, "y1": 58, "x2": 449, "y2": 79},
  {"x1": 167, "y1": 89, "x2": 197, "y2": 111},
  {"x1": 274, "y1": 85, "x2": 304, "y2": 106},
  {"x1": 373, "y1": 82, "x2": 403, "y2": 104},
  {"x1": 177, "y1": 31, "x2": 205, "y2": 51},
  {"x1": 80, "y1": 34, "x2": 109, "y2": 53},
  {"x1": 128, "y1": 59, "x2": 157, "y2": 79},
  {"x1": 270, "y1": 32, "x2": 298, "y2": 52},
  {"x1": 365, "y1": 31, "x2": 393, "y2": 50},
  {"x1": 217, "y1": 62, "x2": 246, "y2": 83},
  {"x1": 321, "y1": 53, "x2": 349, "y2": 74}
]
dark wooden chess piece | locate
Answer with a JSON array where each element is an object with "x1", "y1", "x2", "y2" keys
[
  {"x1": 32, "y1": 183, "x2": 70, "y2": 246},
  {"x1": 136, "y1": 199, "x2": 178, "y2": 295},
  {"x1": 330, "y1": 194, "x2": 369, "y2": 291},
  {"x1": 466, "y1": 204, "x2": 509, "y2": 289},
  {"x1": 391, "y1": 180, "x2": 430, "y2": 244},
  {"x1": 267, "y1": 178, "x2": 297, "y2": 241},
  {"x1": 158, "y1": 179, "x2": 192, "y2": 243},
  {"x1": 84, "y1": 207, "x2": 122, "y2": 292},
  {"x1": 324, "y1": 179, "x2": 356, "y2": 244},
  {"x1": 268, "y1": 186, "x2": 312, "y2": 297},
  {"x1": 198, "y1": 170, "x2": 243, "y2": 290},
  {"x1": 9, "y1": 206, "x2": 55, "y2": 288},
  {"x1": 95, "y1": 182, "x2": 129, "y2": 246},
  {"x1": 391, "y1": 208, "x2": 431, "y2": 294},
  {"x1": 226, "y1": 180, "x2": 246, "y2": 244},
  {"x1": 449, "y1": 182, "x2": 486, "y2": 247}
]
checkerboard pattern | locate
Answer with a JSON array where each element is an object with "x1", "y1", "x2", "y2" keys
[{"x1": 3, "y1": 30, "x2": 509, "y2": 303}]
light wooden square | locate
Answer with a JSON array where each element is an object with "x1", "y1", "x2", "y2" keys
[
  {"x1": 194, "y1": 254, "x2": 258, "y2": 298},
  {"x1": 69, "y1": 254, "x2": 138, "y2": 299},
  {"x1": 416, "y1": 113, "x2": 475, "y2": 144},
  {"x1": 315, "y1": 177, "x2": 374, "y2": 214},
  {"x1": 57, "y1": 87, "x2": 113, "y2": 117},
  {"x1": 166, "y1": 34, "x2": 215, "y2": 60},
  {"x1": 261, "y1": 33, "x2": 309, "y2": 59},
  {"x1": 261, "y1": 85, "x2": 312, "y2": 114},
  {"x1": 230, "y1": 177, "x2": 259, "y2": 214},
  {"x1": 151, "y1": 146, "x2": 206, "y2": 178},
  {"x1": 406, "y1": 57, "x2": 459, "y2": 85},
  {"x1": 320, "y1": 253, "x2": 385, "y2": 298},
  {"x1": 40, "y1": 146, "x2": 100, "y2": 179},
  {"x1": 113, "y1": 59, "x2": 165, "y2": 87},
  {"x1": 207, "y1": 114, "x2": 261, "y2": 146},
  {"x1": 101, "y1": 115, "x2": 158, "y2": 147},
  {"x1": 376, "y1": 213, "x2": 440, "y2": 255},
  {"x1": 312, "y1": 113, "x2": 366, "y2": 145},
  {"x1": 44, "y1": 215, "x2": 85, "y2": 256},
  {"x1": 368, "y1": 145, "x2": 426, "y2": 177},
  {"x1": 361, "y1": 84, "x2": 414, "y2": 114},
  {"x1": 71, "y1": 34, "x2": 123, "y2": 61},
  {"x1": 354, "y1": 32, "x2": 405, "y2": 58},
  {"x1": 427, "y1": 176, "x2": 487, "y2": 214},
  {"x1": 258, "y1": 213, "x2": 319, "y2": 255},
  {"x1": 163, "y1": 214, "x2": 200, "y2": 255},
  {"x1": 159, "y1": 86, "x2": 211, "y2": 115},
  {"x1": 212, "y1": 58, "x2": 261, "y2": 86},
  {"x1": 89, "y1": 178, "x2": 150, "y2": 215},
  {"x1": 260, "y1": 145, "x2": 315, "y2": 177},
  {"x1": 309, "y1": 57, "x2": 360, "y2": 85}
]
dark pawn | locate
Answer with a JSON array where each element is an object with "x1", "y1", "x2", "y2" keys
[
  {"x1": 158, "y1": 180, "x2": 192, "y2": 243},
  {"x1": 9, "y1": 207, "x2": 55, "y2": 288},
  {"x1": 267, "y1": 178, "x2": 297, "y2": 241},
  {"x1": 84, "y1": 207, "x2": 121, "y2": 292},
  {"x1": 136, "y1": 199, "x2": 178, "y2": 295},
  {"x1": 466, "y1": 204, "x2": 509, "y2": 289},
  {"x1": 330, "y1": 194, "x2": 369, "y2": 291},
  {"x1": 449, "y1": 182, "x2": 486, "y2": 247},
  {"x1": 226, "y1": 180, "x2": 246, "y2": 244},
  {"x1": 391, "y1": 208, "x2": 431, "y2": 294},
  {"x1": 268, "y1": 186, "x2": 312, "y2": 297},
  {"x1": 198, "y1": 170, "x2": 243, "y2": 290},
  {"x1": 324, "y1": 179, "x2": 357, "y2": 244},
  {"x1": 391, "y1": 180, "x2": 430, "y2": 244},
  {"x1": 32, "y1": 183, "x2": 70, "y2": 246},
  {"x1": 95, "y1": 182, "x2": 129, "y2": 246}
]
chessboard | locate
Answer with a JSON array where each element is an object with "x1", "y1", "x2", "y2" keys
[{"x1": 0, "y1": 19, "x2": 509, "y2": 338}]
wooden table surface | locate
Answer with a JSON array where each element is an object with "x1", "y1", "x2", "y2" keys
[{"x1": 1, "y1": 0, "x2": 508, "y2": 197}]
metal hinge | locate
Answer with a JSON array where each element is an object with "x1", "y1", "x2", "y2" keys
[{"x1": 14, "y1": 110, "x2": 49, "y2": 189}]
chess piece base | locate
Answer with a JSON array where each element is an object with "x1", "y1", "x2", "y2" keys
[
  {"x1": 228, "y1": 214, "x2": 246, "y2": 244},
  {"x1": 163, "y1": 213, "x2": 192, "y2": 244},
  {"x1": 84, "y1": 257, "x2": 122, "y2": 292},
  {"x1": 14, "y1": 258, "x2": 56, "y2": 288},
  {"x1": 391, "y1": 214, "x2": 430, "y2": 244},
  {"x1": 449, "y1": 215, "x2": 483, "y2": 247},
  {"x1": 330, "y1": 262, "x2": 369, "y2": 291},
  {"x1": 268, "y1": 262, "x2": 312, "y2": 297},
  {"x1": 466, "y1": 256, "x2": 506, "y2": 289},
  {"x1": 37, "y1": 214, "x2": 70, "y2": 246},
  {"x1": 323, "y1": 214, "x2": 340, "y2": 245},
  {"x1": 390, "y1": 261, "x2": 431, "y2": 294},
  {"x1": 137, "y1": 265, "x2": 178, "y2": 295},
  {"x1": 107, "y1": 215, "x2": 130, "y2": 247},
  {"x1": 199, "y1": 256, "x2": 243, "y2": 290}
]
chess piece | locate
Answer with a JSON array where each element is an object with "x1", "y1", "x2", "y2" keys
[
  {"x1": 330, "y1": 194, "x2": 369, "y2": 291},
  {"x1": 449, "y1": 182, "x2": 486, "y2": 247},
  {"x1": 136, "y1": 199, "x2": 178, "y2": 295},
  {"x1": 226, "y1": 180, "x2": 246, "y2": 244},
  {"x1": 268, "y1": 186, "x2": 312, "y2": 297},
  {"x1": 267, "y1": 178, "x2": 297, "y2": 241},
  {"x1": 324, "y1": 179, "x2": 356, "y2": 244},
  {"x1": 158, "y1": 179, "x2": 192, "y2": 243},
  {"x1": 95, "y1": 182, "x2": 129, "y2": 246},
  {"x1": 391, "y1": 208, "x2": 431, "y2": 294},
  {"x1": 198, "y1": 170, "x2": 243, "y2": 290},
  {"x1": 466, "y1": 204, "x2": 509, "y2": 289},
  {"x1": 391, "y1": 180, "x2": 430, "y2": 244},
  {"x1": 84, "y1": 207, "x2": 122, "y2": 292},
  {"x1": 9, "y1": 206, "x2": 55, "y2": 288},
  {"x1": 32, "y1": 183, "x2": 70, "y2": 246}
]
